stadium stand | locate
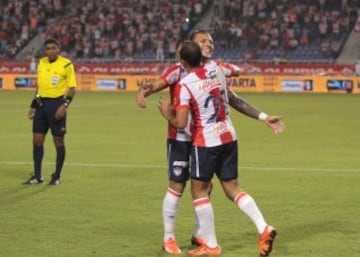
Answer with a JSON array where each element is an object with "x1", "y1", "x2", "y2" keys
[
  {"x1": 0, "y1": 0, "x2": 359, "y2": 64},
  {"x1": 33, "y1": 0, "x2": 212, "y2": 62},
  {"x1": 210, "y1": 0, "x2": 359, "y2": 63},
  {"x1": 0, "y1": 0, "x2": 66, "y2": 58}
]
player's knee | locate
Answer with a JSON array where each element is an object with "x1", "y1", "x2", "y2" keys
[
  {"x1": 53, "y1": 136, "x2": 64, "y2": 147},
  {"x1": 169, "y1": 181, "x2": 186, "y2": 193},
  {"x1": 221, "y1": 179, "x2": 240, "y2": 199}
]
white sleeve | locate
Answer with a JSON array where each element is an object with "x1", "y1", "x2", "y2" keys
[{"x1": 178, "y1": 84, "x2": 191, "y2": 107}]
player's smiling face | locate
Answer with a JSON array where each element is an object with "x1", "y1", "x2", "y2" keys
[{"x1": 192, "y1": 32, "x2": 214, "y2": 60}]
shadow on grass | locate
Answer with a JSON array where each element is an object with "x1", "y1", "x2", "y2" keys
[
  {"x1": 0, "y1": 181, "x2": 52, "y2": 206},
  {"x1": 0, "y1": 166, "x2": 61, "y2": 204},
  {"x1": 201, "y1": 220, "x2": 345, "y2": 256},
  {"x1": 273, "y1": 220, "x2": 345, "y2": 256}
]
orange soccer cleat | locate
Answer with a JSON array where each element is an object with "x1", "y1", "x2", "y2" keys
[
  {"x1": 190, "y1": 235, "x2": 205, "y2": 246},
  {"x1": 188, "y1": 244, "x2": 221, "y2": 256},
  {"x1": 258, "y1": 225, "x2": 277, "y2": 257},
  {"x1": 163, "y1": 238, "x2": 182, "y2": 254}
]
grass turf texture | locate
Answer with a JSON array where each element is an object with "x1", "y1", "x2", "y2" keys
[{"x1": 0, "y1": 90, "x2": 359, "y2": 257}]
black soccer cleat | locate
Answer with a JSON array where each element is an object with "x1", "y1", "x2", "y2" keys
[
  {"x1": 23, "y1": 175, "x2": 43, "y2": 185},
  {"x1": 48, "y1": 174, "x2": 61, "y2": 186}
]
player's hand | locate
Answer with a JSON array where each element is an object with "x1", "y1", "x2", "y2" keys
[
  {"x1": 28, "y1": 108, "x2": 35, "y2": 120},
  {"x1": 265, "y1": 116, "x2": 285, "y2": 135},
  {"x1": 136, "y1": 87, "x2": 148, "y2": 108},
  {"x1": 55, "y1": 104, "x2": 67, "y2": 120},
  {"x1": 136, "y1": 87, "x2": 152, "y2": 108}
]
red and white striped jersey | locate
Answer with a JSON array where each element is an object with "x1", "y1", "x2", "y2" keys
[
  {"x1": 174, "y1": 65, "x2": 237, "y2": 147},
  {"x1": 161, "y1": 62, "x2": 186, "y2": 87},
  {"x1": 160, "y1": 62, "x2": 191, "y2": 142},
  {"x1": 161, "y1": 60, "x2": 241, "y2": 142}
]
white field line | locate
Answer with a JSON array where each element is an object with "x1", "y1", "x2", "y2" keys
[
  {"x1": 0, "y1": 102, "x2": 124, "y2": 114},
  {"x1": 0, "y1": 160, "x2": 359, "y2": 173}
]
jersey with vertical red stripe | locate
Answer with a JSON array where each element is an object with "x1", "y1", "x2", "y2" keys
[
  {"x1": 160, "y1": 62, "x2": 191, "y2": 141},
  {"x1": 161, "y1": 60, "x2": 240, "y2": 142},
  {"x1": 175, "y1": 65, "x2": 237, "y2": 147}
]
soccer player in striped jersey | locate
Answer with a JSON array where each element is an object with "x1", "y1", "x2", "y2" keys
[
  {"x1": 137, "y1": 43, "x2": 197, "y2": 254},
  {"x1": 136, "y1": 31, "x2": 283, "y2": 254},
  {"x1": 158, "y1": 41, "x2": 284, "y2": 256},
  {"x1": 24, "y1": 38, "x2": 77, "y2": 186}
]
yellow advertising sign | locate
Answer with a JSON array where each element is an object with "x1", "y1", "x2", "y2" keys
[{"x1": 226, "y1": 76, "x2": 264, "y2": 92}]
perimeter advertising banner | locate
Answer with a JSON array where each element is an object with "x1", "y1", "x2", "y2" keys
[
  {"x1": 0, "y1": 61, "x2": 355, "y2": 75},
  {"x1": 0, "y1": 74, "x2": 158, "y2": 91},
  {"x1": 318, "y1": 76, "x2": 359, "y2": 94},
  {"x1": 272, "y1": 76, "x2": 320, "y2": 92},
  {"x1": 1, "y1": 74, "x2": 37, "y2": 90},
  {"x1": 0, "y1": 73, "x2": 359, "y2": 93},
  {"x1": 226, "y1": 76, "x2": 264, "y2": 92},
  {"x1": 0, "y1": 74, "x2": 265, "y2": 92},
  {"x1": 272, "y1": 75, "x2": 360, "y2": 93},
  {"x1": 76, "y1": 74, "x2": 159, "y2": 91}
]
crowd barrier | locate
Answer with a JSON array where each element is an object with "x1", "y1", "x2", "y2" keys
[{"x1": 0, "y1": 73, "x2": 359, "y2": 94}]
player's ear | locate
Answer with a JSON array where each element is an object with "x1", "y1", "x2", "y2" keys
[
  {"x1": 180, "y1": 59, "x2": 190, "y2": 72},
  {"x1": 180, "y1": 59, "x2": 186, "y2": 67}
]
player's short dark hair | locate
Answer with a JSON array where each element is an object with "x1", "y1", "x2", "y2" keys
[
  {"x1": 189, "y1": 28, "x2": 211, "y2": 40},
  {"x1": 179, "y1": 40, "x2": 202, "y2": 68},
  {"x1": 44, "y1": 38, "x2": 60, "y2": 48}
]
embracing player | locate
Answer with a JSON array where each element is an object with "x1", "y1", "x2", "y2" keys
[
  {"x1": 136, "y1": 29, "x2": 284, "y2": 254},
  {"x1": 158, "y1": 40, "x2": 283, "y2": 257}
]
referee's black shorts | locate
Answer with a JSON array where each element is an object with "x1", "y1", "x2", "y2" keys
[{"x1": 33, "y1": 96, "x2": 66, "y2": 136}]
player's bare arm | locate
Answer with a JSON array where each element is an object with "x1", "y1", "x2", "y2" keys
[
  {"x1": 157, "y1": 98, "x2": 188, "y2": 129},
  {"x1": 228, "y1": 89, "x2": 260, "y2": 119},
  {"x1": 136, "y1": 79, "x2": 168, "y2": 108},
  {"x1": 55, "y1": 87, "x2": 76, "y2": 120},
  {"x1": 228, "y1": 88, "x2": 285, "y2": 134},
  {"x1": 157, "y1": 98, "x2": 171, "y2": 119}
]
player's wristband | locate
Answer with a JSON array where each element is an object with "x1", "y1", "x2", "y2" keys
[
  {"x1": 258, "y1": 112, "x2": 268, "y2": 121},
  {"x1": 64, "y1": 95, "x2": 73, "y2": 108},
  {"x1": 30, "y1": 99, "x2": 37, "y2": 108},
  {"x1": 30, "y1": 94, "x2": 41, "y2": 108}
]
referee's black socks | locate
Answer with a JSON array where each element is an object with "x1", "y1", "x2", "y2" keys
[
  {"x1": 33, "y1": 145, "x2": 44, "y2": 179},
  {"x1": 55, "y1": 146, "x2": 65, "y2": 178}
]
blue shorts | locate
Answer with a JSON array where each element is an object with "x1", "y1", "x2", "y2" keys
[
  {"x1": 190, "y1": 141, "x2": 238, "y2": 182},
  {"x1": 167, "y1": 139, "x2": 192, "y2": 183},
  {"x1": 33, "y1": 96, "x2": 66, "y2": 137}
]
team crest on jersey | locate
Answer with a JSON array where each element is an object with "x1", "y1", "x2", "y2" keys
[{"x1": 207, "y1": 69, "x2": 217, "y2": 79}]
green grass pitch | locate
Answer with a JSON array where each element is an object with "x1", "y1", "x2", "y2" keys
[{"x1": 0, "y1": 90, "x2": 359, "y2": 257}]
